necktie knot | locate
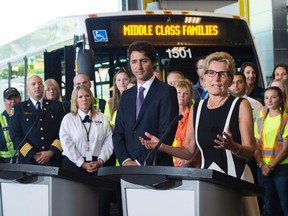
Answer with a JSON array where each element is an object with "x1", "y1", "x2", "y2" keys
[
  {"x1": 139, "y1": 86, "x2": 145, "y2": 94},
  {"x1": 82, "y1": 115, "x2": 92, "y2": 123}
]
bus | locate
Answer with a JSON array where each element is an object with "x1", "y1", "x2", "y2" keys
[{"x1": 0, "y1": 10, "x2": 266, "y2": 111}]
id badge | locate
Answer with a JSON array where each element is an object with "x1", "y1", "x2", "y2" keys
[{"x1": 85, "y1": 151, "x2": 93, "y2": 161}]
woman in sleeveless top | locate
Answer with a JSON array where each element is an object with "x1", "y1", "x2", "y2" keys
[
  {"x1": 194, "y1": 96, "x2": 246, "y2": 177},
  {"x1": 140, "y1": 51, "x2": 260, "y2": 216}
]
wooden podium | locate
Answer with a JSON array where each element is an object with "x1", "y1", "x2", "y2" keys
[
  {"x1": 98, "y1": 166, "x2": 264, "y2": 216},
  {"x1": 0, "y1": 163, "x2": 116, "y2": 216}
]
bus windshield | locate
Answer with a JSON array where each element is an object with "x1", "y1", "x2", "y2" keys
[{"x1": 83, "y1": 12, "x2": 265, "y2": 98}]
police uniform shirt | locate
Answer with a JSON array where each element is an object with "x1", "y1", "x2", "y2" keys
[
  {"x1": 29, "y1": 98, "x2": 43, "y2": 110},
  {"x1": 9, "y1": 98, "x2": 65, "y2": 165}
]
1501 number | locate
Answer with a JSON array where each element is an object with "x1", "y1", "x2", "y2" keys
[{"x1": 166, "y1": 48, "x2": 192, "y2": 59}]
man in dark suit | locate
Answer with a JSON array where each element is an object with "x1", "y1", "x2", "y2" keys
[
  {"x1": 113, "y1": 41, "x2": 179, "y2": 166},
  {"x1": 9, "y1": 75, "x2": 65, "y2": 166}
]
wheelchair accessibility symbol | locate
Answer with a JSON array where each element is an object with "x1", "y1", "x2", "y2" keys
[{"x1": 93, "y1": 30, "x2": 108, "y2": 42}]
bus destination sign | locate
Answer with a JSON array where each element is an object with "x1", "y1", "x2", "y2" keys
[{"x1": 122, "y1": 24, "x2": 219, "y2": 36}]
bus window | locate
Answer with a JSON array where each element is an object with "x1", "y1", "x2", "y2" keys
[
  {"x1": 95, "y1": 68, "x2": 110, "y2": 99},
  {"x1": 0, "y1": 66, "x2": 9, "y2": 111},
  {"x1": 10, "y1": 59, "x2": 26, "y2": 101}
]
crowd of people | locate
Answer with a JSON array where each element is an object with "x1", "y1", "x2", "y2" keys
[{"x1": 1, "y1": 41, "x2": 288, "y2": 216}]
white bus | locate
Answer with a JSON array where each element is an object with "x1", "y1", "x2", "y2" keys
[{"x1": 0, "y1": 10, "x2": 266, "y2": 110}]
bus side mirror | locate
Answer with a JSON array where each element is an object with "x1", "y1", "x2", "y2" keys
[{"x1": 77, "y1": 48, "x2": 95, "y2": 81}]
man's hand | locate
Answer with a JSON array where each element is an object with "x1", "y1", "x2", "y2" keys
[{"x1": 35, "y1": 150, "x2": 54, "y2": 165}]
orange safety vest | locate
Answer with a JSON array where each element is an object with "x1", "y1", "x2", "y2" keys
[{"x1": 256, "y1": 113, "x2": 288, "y2": 159}]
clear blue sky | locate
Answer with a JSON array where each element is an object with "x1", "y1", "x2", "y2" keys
[{"x1": 0, "y1": 0, "x2": 119, "y2": 46}]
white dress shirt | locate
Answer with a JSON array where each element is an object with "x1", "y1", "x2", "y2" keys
[
  {"x1": 136, "y1": 75, "x2": 155, "y2": 99},
  {"x1": 59, "y1": 109, "x2": 113, "y2": 167},
  {"x1": 243, "y1": 95, "x2": 263, "y2": 122},
  {"x1": 30, "y1": 97, "x2": 43, "y2": 109}
]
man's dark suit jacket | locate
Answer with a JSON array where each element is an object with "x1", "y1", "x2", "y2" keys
[
  {"x1": 113, "y1": 78, "x2": 179, "y2": 166},
  {"x1": 9, "y1": 99, "x2": 66, "y2": 166}
]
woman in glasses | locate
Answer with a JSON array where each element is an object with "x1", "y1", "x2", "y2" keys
[
  {"x1": 140, "y1": 51, "x2": 260, "y2": 216},
  {"x1": 44, "y1": 78, "x2": 62, "y2": 101}
]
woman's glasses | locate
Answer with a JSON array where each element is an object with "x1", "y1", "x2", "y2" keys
[{"x1": 205, "y1": 70, "x2": 230, "y2": 79}]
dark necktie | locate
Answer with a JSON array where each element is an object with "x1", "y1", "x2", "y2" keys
[
  {"x1": 82, "y1": 115, "x2": 92, "y2": 123},
  {"x1": 136, "y1": 86, "x2": 145, "y2": 119},
  {"x1": 36, "y1": 101, "x2": 41, "y2": 113}
]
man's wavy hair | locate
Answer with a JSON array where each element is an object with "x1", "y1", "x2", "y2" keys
[{"x1": 127, "y1": 41, "x2": 157, "y2": 64}]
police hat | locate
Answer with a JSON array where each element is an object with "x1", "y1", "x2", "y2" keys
[{"x1": 3, "y1": 87, "x2": 20, "y2": 99}]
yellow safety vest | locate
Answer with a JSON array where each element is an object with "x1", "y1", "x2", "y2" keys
[
  {"x1": 0, "y1": 113, "x2": 17, "y2": 158},
  {"x1": 256, "y1": 114, "x2": 288, "y2": 159}
]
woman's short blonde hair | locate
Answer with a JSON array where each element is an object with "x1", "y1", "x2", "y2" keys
[
  {"x1": 204, "y1": 51, "x2": 236, "y2": 78},
  {"x1": 43, "y1": 78, "x2": 61, "y2": 101},
  {"x1": 175, "y1": 79, "x2": 194, "y2": 108},
  {"x1": 70, "y1": 85, "x2": 97, "y2": 116}
]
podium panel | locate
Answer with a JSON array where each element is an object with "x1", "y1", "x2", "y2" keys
[
  {"x1": 1, "y1": 181, "x2": 49, "y2": 216},
  {"x1": 98, "y1": 166, "x2": 264, "y2": 216},
  {"x1": 121, "y1": 178, "x2": 241, "y2": 216},
  {"x1": 0, "y1": 164, "x2": 116, "y2": 216},
  {"x1": 124, "y1": 185, "x2": 195, "y2": 216},
  {"x1": 0, "y1": 176, "x2": 100, "y2": 216}
]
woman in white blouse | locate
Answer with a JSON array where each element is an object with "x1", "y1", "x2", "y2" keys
[{"x1": 59, "y1": 85, "x2": 113, "y2": 174}]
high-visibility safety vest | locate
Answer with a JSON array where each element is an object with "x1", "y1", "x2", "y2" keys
[
  {"x1": 256, "y1": 114, "x2": 288, "y2": 160},
  {"x1": 0, "y1": 113, "x2": 16, "y2": 158}
]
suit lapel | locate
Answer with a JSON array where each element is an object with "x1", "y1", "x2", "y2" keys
[{"x1": 129, "y1": 86, "x2": 137, "y2": 120}]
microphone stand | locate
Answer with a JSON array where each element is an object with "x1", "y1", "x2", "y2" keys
[
  {"x1": 10, "y1": 110, "x2": 45, "y2": 164},
  {"x1": 143, "y1": 114, "x2": 183, "y2": 166}
]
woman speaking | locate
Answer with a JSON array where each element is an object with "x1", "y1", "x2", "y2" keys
[{"x1": 140, "y1": 51, "x2": 260, "y2": 216}]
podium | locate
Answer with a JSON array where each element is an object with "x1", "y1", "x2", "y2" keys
[
  {"x1": 0, "y1": 164, "x2": 116, "y2": 216},
  {"x1": 98, "y1": 166, "x2": 264, "y2": 216}
]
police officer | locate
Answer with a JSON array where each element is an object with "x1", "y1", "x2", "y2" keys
[
  {"x1": 9, "y1": 75, "x2": 66, "y2": 166},
  {"x1": 63, "y1": 73, "x2": 106, "y2": 113},
  {"x1": 0, "y1": 87, "x2": 21, "y2": 163}
]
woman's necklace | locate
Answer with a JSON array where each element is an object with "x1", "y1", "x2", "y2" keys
[{"x1": 207, "y1": 94, "x2": 230, "y2": 109}]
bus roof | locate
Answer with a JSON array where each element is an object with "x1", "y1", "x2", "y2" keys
[
  {"x1": 86, "y1": 10, "x2": 243, "y2": 20},
  {"x1": 0, "y1": 15, "x2": 87, "y2": 65}
]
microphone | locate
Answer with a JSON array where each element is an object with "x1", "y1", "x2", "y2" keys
[
  {"x1": 143, "y1": 114, "x2": 183, "y2": 166},
  {"x1": 10, "y1": 110, "x2": 46, "y2": 164}
]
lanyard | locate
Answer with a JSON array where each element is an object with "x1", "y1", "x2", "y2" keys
[{"x1": 79, "y1": 115, "x2": 92, "y2": 142}]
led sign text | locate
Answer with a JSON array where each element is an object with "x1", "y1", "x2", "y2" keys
[{"x1": 123, "y1": 24, "x2": 219, "y2": 36}]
